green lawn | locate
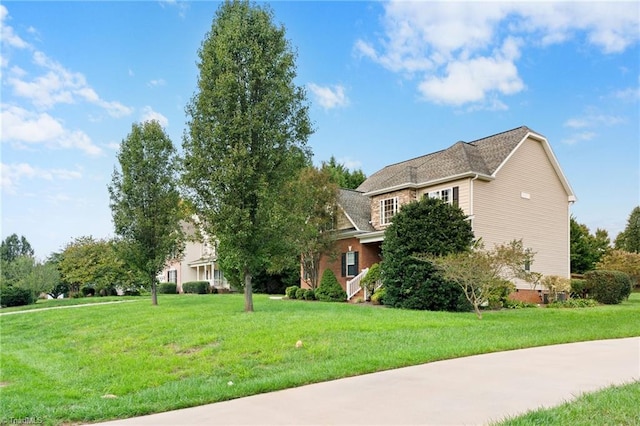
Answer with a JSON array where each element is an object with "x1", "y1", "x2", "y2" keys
[
  {"x1": 1, "y1": 293, "x2": 639, "y2": 425},
  {"x1": 496, "y1": 381, "x2": 640, "y2": 425}
]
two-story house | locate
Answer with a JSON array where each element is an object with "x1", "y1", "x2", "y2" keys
[
  {"x1": 159, "y1": 218, "x2": 229, "y2": 293},
  {"x1": 307, "y1": 126, "x2": 576, "y2": 303}
]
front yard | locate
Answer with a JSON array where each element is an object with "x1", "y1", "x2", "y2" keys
[{"x1": 1, "y1": 293, "x2": 639, "y2": 425}]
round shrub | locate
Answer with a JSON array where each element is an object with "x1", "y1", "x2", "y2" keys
[
  {"x1": 285, "y1": 285, "x2": 299, "y2": 299},
  {"x1": 302, "y1": 289, "x2": 315, "y2": 301},
  {"x1": 158, "y1": 283, "x2": 177, "y2": 294},
  {"x1": 570, "y1": 279, "x2": 590, "y2": 299},
  {"x1": 0, "y1": 285, "x2": 35, "y2": 307},
  {"x1": 315, "y1": 269, "x2": 346, "y2": 302},
  {"x1": 295, "y1": 287, "x2": 306, "y2": 300},
  {"x1": 182, "y1": 281, "x2": 209, "y2": 294},
  {"x1": 371, "y1": 287, "x2": 386, "y2": 305},
  {"x1": 585, "y1": 270, "x2": 632, "y2": 304}
]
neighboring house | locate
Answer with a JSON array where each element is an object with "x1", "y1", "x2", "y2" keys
[
  {"x1": 305, "y1": 126, "x2": 576, "y2": 303},
  {"x1": 159, "y1": 219, "x2": 229, "y2": 293}
]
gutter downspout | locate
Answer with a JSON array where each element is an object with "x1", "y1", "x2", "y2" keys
[{"x1": 469, "y1": 174, "x2": 479, "y2": 230}]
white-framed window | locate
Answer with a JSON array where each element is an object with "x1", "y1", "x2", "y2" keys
[
  {"x1": 168, "y1": 270, "x2": 177, "y2": 283},
  {"x1": 342, "y1": 251, "x2": 359, "y2": 277},
  {"x1": 427, "y1": 186, "x2": 459, "y2": 206},
  {"x1": 380, "y1": 197, "x2": 399, "y2": 225}
]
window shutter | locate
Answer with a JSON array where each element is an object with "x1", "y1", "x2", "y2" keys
[
  {"x1": 453, "y1": 186, "x2": 459, "y2": 207},
  {"x1": 341, "y1": 253, "x2": 346, "y2": 277},
  {"x1": 354, "y1": 251, "x2": 359, "y2": 274}
]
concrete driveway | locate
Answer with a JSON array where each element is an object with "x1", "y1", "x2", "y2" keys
[{"x1": 93, "y1": 337, "x2": 640, "y2": 426}]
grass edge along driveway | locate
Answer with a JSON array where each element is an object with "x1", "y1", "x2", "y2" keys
[{"x1": 1, "y1": 293, "x2": 639, "y2": 425}]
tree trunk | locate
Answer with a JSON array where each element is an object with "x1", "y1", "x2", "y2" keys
[
  {"x1": 151, "y1": 273, "x2": 158, "y2": 306},
  {"x1": 244, "y1": 268, "x2": 254, "y2": 312},
  {"x1": 473, "y1": 303, "x2": 482, "y2": 320}
]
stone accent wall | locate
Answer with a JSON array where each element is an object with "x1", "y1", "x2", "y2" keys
[{"x1": 370, "y1": 189, "x2": 417, "y2": 230}]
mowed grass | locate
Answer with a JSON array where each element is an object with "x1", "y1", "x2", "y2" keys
[
  {"x1": 1, "y1": 293, "x2": 639, "y2": 425},
  {"x1": 496, "y1": 381, "x2": 640, "y2": 425}
]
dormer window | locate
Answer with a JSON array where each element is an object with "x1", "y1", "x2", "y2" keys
[{"x1": 380, "y1": 197, "x2": 398, "y2": 225}]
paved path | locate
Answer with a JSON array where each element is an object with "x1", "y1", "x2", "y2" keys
[
  {"x1": 94, "y1": 337, "x2": 640, "y2": 426},
  {"x1": 0, "y1": 300, "x2": 141, "y2": 316}
]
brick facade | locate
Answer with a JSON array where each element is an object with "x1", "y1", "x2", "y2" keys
[{"x1": 303, "y1": 238, "x2": 382, "y2": 293}]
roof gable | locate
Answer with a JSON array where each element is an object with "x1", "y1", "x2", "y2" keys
[{"x1": 357, "y1": 126, "x2": 539, "y2": 194}]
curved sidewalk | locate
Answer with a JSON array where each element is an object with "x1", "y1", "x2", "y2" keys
[{"x1": 95, "y1": 337, "x2": 640, "y2": 426}]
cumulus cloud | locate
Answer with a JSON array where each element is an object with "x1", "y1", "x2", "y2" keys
[
  {"x1": 1, "y1": 162, "x2": 82, "y2": 194},
  {"x1": 0, "y1": 104, "x2": 103, "y2": 156},
  {"x1": 308, "y1": 83, "x2": 349, "y2": 110},
  {"x1": 140, "y1": 106, "x2": 169, "y2": 128},
  {"x1": 355, "y1": 1, "x2": 640, "y2": 108},
  {"x1": 5, "y1": 51, "x2": 133, "y2": 117}
]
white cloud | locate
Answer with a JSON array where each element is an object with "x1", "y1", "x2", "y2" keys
[
  {"x1": 148, "y1": 78, "x2": 166, "y2": 87},
  {"x1": 564, "y1": 113, "x2": 625, "y2": 129},
  {"x1": 561, "y1": 131, "x2": 596, "y2": 145},
  {"x1": 614, "y1": 86, "x2": 640, "y2": 101},
  {"x1": 0, "y1": 5, "x2": 30, "y2": 50},
  {"x1": 140, "y1": 106, "x2": 169, "y2": 128},
  {"x1": 5, "y1": 50, "x2": 133, "y2": 117},
  {"x1": 0, "y1": 104, "x2": 103, "y2": 156},
  {"x1": 308, "y1": 83, "x2": 349, "y2": 110},
  {"x1": 1, "y1": 162, "x2": 82, "y2": 194},
  {"x1": 357, "y1": 1, "x2": 640, "y2": 107}
]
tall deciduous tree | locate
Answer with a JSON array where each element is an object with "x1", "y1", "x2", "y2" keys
[
  {"x1": 291, "y1": 167, "x2": 339, "y2": 290},
  {"x1": 615, "y1": 206, "x2": 640, "y2": 253},
  {"x1": 182, "y1": 0, "x2": 312, "y2": 312},
  {"x1": 108, "y1": 121, "x2": 184, "y2": 305}
]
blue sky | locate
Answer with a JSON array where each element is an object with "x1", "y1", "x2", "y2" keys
[{"x1": 1, "y1": 1, "x2": 639, "y2": 260}]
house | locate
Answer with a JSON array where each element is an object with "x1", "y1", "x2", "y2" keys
[
  {"x1": 159, "y1": 218, "x2": 229, "y2": 293},
  {"x1": 305, "y1": 126, "x2": 576, "y2": 303}
]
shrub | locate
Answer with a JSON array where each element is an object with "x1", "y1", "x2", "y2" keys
[
  {"x1": 547, "y1": 298, "x2": 599, "y2": 308},
  {"x1": 182, "y1": 281, "x2": 209, "y2": 294},
  {"x1": 0, "y1": 285, "x2": 35, "y2": 307},
  {"x1": 123, "y1": 288, "x2": 141, "y2": 296},
  {"x1": 295, "y1": 287, "x2": 306, "y2": 300},
  {"x1": 585, "y1": 270, "x2": 632, "y2": 304},
  {"x1": 503, "y1": 299, "x2": 536, "y2": 309},
  {"x1": 285, "y1": 286, "x2": 299, "y2": 299},
  {"x1": 302, "y1": 289, "x2": 315, "y2": 301},
  {"x1": 315, "y1": 269, "x2": 346, "y2": 302},
  {"x1": 487, "y1": 280, "x2": 516, "y2": 309},
  {"x1": 158, "y1": 283, "x2": 177, "y2": 294},
  {"x1": 81, "y1": 286, "x2": 95, "y2": 297},
  {"x1": 360, "y1": 263, "x2": 382, "y2": 300},
  {"x1": 371, "y1": 287, "x2": 386, "y2": 305},
  {"x1": 541, "y1": 275, "x2": 572, "y2": 303},
  {"x1": 381, "y1": 197, "x2": 474, "y2": 312},
  {"x1": 570, "y1": 279, "x2": 591, "y2": 299}
]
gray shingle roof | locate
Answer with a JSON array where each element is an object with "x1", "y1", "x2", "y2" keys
[
  {"x1": 337, "y1": 126, "x2": 545, "y2": 233},
  {"x1": 338, "y1": 188, "x2": 375, "y2": 232},
  {"x1": 357, "y1": 126, "x2": 534, "y2": 194}
]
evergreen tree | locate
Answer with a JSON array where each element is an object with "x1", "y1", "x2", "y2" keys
[
  {"x1": 615, "y1": 206, "x2": 640, "y2": 253},
  {"x1": 381, "y1": 197, "x2": 474, "y2": 311}
]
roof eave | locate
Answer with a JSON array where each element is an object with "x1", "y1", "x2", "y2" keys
[{"x1": 363, "y1": 172, "x2": 493, "y2": 197}]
